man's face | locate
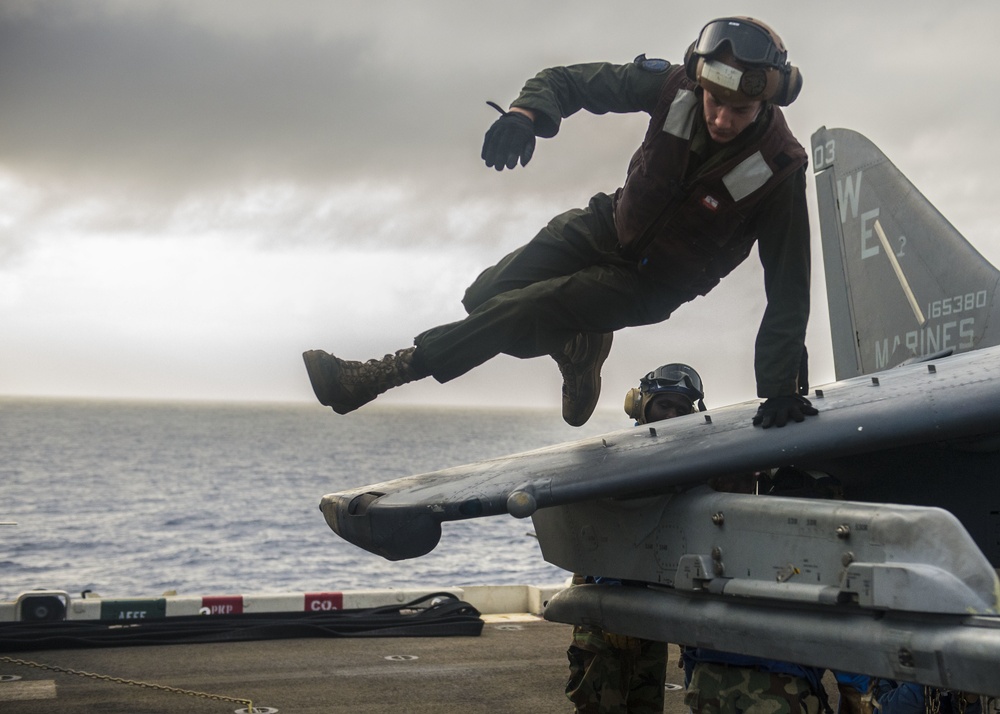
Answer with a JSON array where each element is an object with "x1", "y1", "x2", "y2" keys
[
  {"x1": 644, "y1": 393, "x2": 694, "y2": 423},
  {"x1": 702, "y1": 91, "x2": 762, "y2": 144}
]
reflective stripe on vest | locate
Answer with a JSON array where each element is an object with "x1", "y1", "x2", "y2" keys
[
  {"x1": 722, "y1": 150, "x2": 774, "y2": 202},
  {"x1": 662, "y1": 89, "x2": 698, "y2": 140}
]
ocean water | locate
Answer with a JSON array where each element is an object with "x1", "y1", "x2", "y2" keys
[{"x1": 0, "y1": 398, "x2": 625, "y2": 601}]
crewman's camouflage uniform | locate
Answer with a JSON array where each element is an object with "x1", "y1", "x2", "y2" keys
[
  {"x1": 566, "y1": 620, "x2": 667, "y2": 714},
  {"x1": 685, "y1": 660, "x2": 822, "y2": 714}
]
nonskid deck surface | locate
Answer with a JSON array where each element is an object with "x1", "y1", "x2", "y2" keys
[
  {"x1": 0, "y1": 617, "x2": 659, "y2": 713},
  {"x1": 0, "y1": 615, "x2": 853, "y2": 714}
]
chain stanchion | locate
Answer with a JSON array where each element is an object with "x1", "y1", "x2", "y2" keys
[{"x1": 0, "y1": 655, "x2": 260, "y2": 712}]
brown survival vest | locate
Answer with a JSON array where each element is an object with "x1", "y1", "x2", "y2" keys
[{"x1": 613, "y1": 66, "x2": 807, "y2": 296}]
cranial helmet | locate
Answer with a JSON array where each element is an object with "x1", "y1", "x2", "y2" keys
[
  {"x1": 623, "y1": 363, "x2": 706, "y2": 422},
  {"x1": 684, "y1": 17, "x2": 802, "y2": 106}
]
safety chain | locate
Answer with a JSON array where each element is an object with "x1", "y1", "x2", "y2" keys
[
  {"x1": 0, "y1": 655, "x2": 256, "y2": 712},
  {"x1": 925, "y1": 686, "x2": 942, "y2": 714},
  {"x1": 922, "y1": 686, "x2": 987, "y2": 714}
]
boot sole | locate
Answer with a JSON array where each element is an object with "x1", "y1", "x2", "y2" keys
[
  {"x1": 564, "y1": 332, "x2": 614, "y2": 427},
  {"x1": 302, "y1": 350, "x2": 354, "y2": 415}
]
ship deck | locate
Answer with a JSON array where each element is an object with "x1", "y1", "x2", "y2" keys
[{"x1": 1, "y1": 615, "x2": 701, "y2": 713}]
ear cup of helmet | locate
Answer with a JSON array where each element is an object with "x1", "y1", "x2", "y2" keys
[
  {"x1": 771, "y1": 64, "x2": 801, "y2": 106},
  {"x1": 623, "y1": 388, "x2": 643, "y2": 421}
]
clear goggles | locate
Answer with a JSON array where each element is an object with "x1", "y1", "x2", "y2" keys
[
  {"x1": 640, "y1": 364, "x2": 704, "y2": 399},
  {"x1": 694, "y1": 19, "x2": 786, "y2": 68}
]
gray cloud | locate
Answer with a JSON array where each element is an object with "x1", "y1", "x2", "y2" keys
[
  {"x1": 3, "y1": 0, "x2": 1000, "y2": 406},
  {"x1": 0, "y1": 1, "x2": 689, "y2": 197},
  {"x1": 0, "y1": 0, "x2": 639, "y2": 259},
  {"x1": 1, "y1": 5, "x2": 402, "y2": 189}
]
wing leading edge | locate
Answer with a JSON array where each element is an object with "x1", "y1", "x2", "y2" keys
[{"x1": 321, "y1": 348, "x2": 1000, "y2": 560}]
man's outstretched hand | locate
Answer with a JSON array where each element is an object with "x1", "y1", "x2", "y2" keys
[
  {"x1": 752, "y1": 395, "x2": 819, "y2": 429},
  {"x1": 482, "y1": 103, "x2": 535, "y2": 171}
]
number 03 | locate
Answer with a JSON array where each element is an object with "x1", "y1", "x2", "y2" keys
[{"x1": 814, "y1": 140, "x2": 835, "y2": 168}]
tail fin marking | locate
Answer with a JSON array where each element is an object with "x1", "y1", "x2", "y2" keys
[{"x1": 811, "y1": 126, "x2": 1000, "y2": 378}]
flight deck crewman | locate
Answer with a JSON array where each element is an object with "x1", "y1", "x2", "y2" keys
[
  {"x1": 565, "y1": 363, "x2": 707, "y2": 714},
  {"x1": 303, "y1": 16, "x2": 817, "y2": 431}
]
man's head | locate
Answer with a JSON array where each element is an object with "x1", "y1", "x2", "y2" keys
[
  {"x1": 701, "y1": 90, "x2": 762, "y2": 144},
  {"x1": 685, "y1": 17, "x2": 801, "y2": 108},
  {"x1": 623, "y1": 363, "x2": 705, "y2": 425}
]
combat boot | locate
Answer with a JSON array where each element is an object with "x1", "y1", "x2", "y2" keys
[
  {"x1": 302, "y1": 347, "x2": 426, "y2": 414},
  {"x1": 553, "y1": 332, "x2": 613, "y2": 427}
]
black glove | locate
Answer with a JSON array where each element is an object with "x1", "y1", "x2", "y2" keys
[
  {"x1": 752, "y1": 395, "x2": 819, "y2": 429},
  {"x1": 482, "y1": 102, "x2": 535, "y2": 171}
]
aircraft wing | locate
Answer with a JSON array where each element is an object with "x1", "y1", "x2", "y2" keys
[{"x1": 320, "y1": 347, "x2": 1000, "y2": 561}]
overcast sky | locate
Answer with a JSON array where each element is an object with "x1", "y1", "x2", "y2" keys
[{"x1": 2, "y1": 0, "x2": 999, "y2": 414}]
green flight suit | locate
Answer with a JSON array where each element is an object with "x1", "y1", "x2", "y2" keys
[{"x1": 415, "y1": 59, "x2": 811, "y2": 399}]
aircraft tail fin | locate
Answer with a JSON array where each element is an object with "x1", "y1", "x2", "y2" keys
[{"x1": 811, "y1": 127, "x2": 1000, "y2": 378}]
